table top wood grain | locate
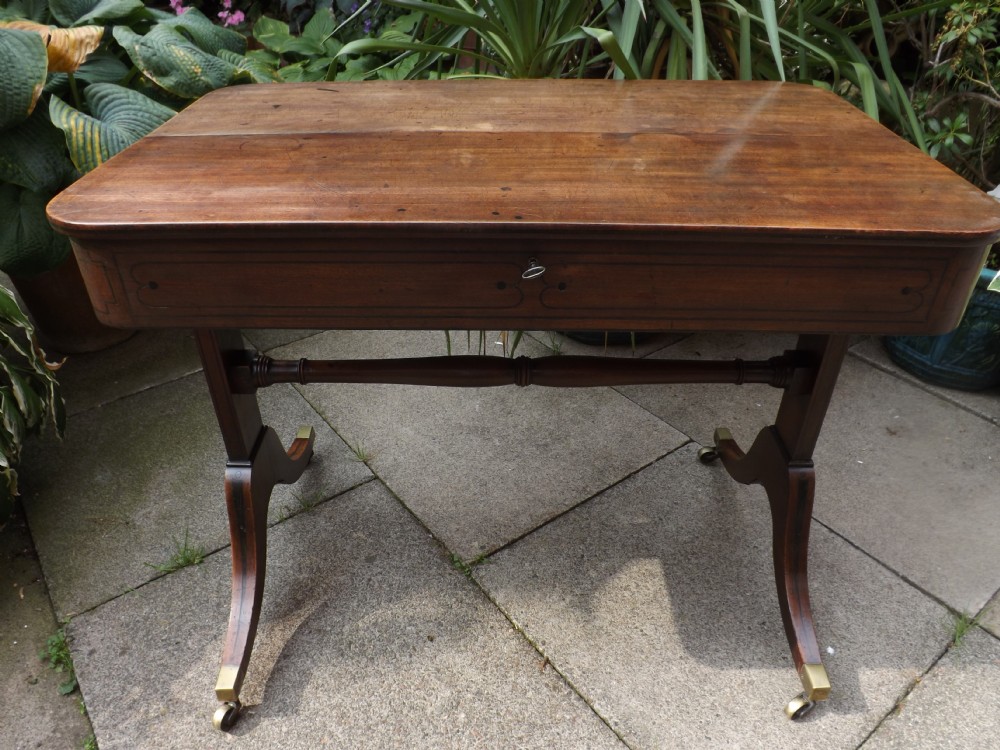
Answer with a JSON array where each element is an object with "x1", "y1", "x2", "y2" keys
[{"x1": 47, "y1": 79, "x2": 1000, "y2": 245}]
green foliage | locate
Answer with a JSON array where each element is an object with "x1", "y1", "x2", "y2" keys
[
  {"x1": 48, "y1": 83, "x2": 175, "y2": 173},
  {"x1": 0, "y1": 285, "x2": 64, "y2": 526},
  {"x1": 247, "y1": 3, "x2": 418, "y2": 81},
  {"x1": 896, "y1": 0, "x2": 1000, "y2": 188},
  {"x1": 348, "y1": 439, "x2": 373, "y2": 462},
  {"x1": 39, "y1": 628, "x2": 77, "y2": 695},
  {"x1": 236, "y1": 0, "x2": 996, "y2": 170},
  {"x1": 337, "y1": 0, "x2": 604, "y2": 78},
  {"x1": 0, "y1": 2, "x2": 264, "y2": 276},
  {"x1": 0, "y1": 28, "x2": 48, "y2": 130},
  {"x1": 951, "y1": 609, "x2": 982, "y2": 646},
  {"x1": 146, "y1": 529, "x2": 206, "y2": 573},
  {"x1": 449, "y1": 551, "x2": 489, "y2": 578},
  {"x1": 305, "y1": 0, "x2": 929, "y2": 148}
]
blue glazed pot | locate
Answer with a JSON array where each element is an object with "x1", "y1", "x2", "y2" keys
[{"x1": 883, "y1": 267, "x2": 1000, "y2": 391}]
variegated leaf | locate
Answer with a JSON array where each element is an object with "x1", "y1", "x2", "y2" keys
[
  {"x1": 48, "y1": 82, "x2": 174, "y2": 173},
  {"x1": 0, "y1": 105, "x2": 76, "y2": 193},
  {"x1": 158, "y1": 7, "x2": 246, "y2": 56},
  {"x1": 0, "y1": 21, "x2": 104, "y2": 72},
  {"x1": 0, "y1": 184, "x2": 71, "y2": 276},
  {"x1": 113, "y1": 25, "x2": 246, "y2": 99},
  {"x1": 48, "y1": 0, "x2": 143, "y2": 27},
  {"x1": 0, "y1": 27, "x2": 47, "y2": 127}
]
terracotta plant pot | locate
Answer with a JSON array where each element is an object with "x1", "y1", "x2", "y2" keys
[{"x1": 10, "y1": 254, "x2": 133, "y2": 355}]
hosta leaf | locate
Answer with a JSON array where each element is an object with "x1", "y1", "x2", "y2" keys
[
  {"x1": 48, "y1": 0, "x2": 142, "y2": 27},
  {"x1": 73, "y1": 49, "x2": 130, "y2": 83},
  {"x1": 0, "y1": 184, "x2": 71, "y2": 276},
  {"x1": 158, "y1": 7, "x2": 246, "y2": 55},
  {"x1": 0, "y1": 21, "x2": 103, "y2": 72},
  {"x1": 49, "y1": 83, "x2": 175, "y2": 173},
  {"x1": 113, "y1": 25, "x2": 245, "y2": 98},
  {"x1": 0, "y1": 28, "x2": 48, "y2": 127},
  {"x1": 43, "y1": 51, "x2": 127, "y2": 96},
  {"x1": 0, "y1": 105, "x2": 76, "y2": 193},
  {"x1": 0, "y1": 0, "x2": 50, "y2": 23}
]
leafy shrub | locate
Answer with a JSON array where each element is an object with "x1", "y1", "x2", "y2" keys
[
  {"x1": 0, "y1": 0, "x2": 272, "y2": 276},
  {"x1": 0, "y1": 286, "x2": 63, "y2": 526},
  {"x1": 894, "y1": 0, "x2": 999, "y2": 189}
]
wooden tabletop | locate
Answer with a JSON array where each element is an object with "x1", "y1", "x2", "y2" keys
[{"x1": 47, "y1": 79, "x2": 1000, "y2": 245}]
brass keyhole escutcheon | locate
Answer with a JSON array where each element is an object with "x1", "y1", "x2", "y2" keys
[{"x1": 522, "y1": 258, "x2": 546, "y2": 280}]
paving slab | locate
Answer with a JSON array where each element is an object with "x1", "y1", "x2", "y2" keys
[
  {"x1": 1, "y1": 508, "x2": 93, "y2": 750},
  {"x1": 275, "y1": 330, "x2": 687, "y2": 560},
  {"x1": 862, "y1": 627, "x2": 1000, "y2": 749},
  {"x1": 616, "y1": 332, "x2": 795, "y2": 447},
  {"x1": 980, "y1": 591, "x2": 1000, "y2": 639},
  {"x1": 56, "y1": 329, "x2": 203, "y2": 416},
  {"x1": 474, "y1": 444, "x2": 954, "y2": 749},
  {"x1": 243, "y1": 329, "x2": 323, "y2": 352},
  {"x1": 20, "y1": 372, "x2": 371, "y2": 618},
  {"x1": 621, "y1": 333, "x2": 1000, "y2": 615},
  {"x1": 69, "y1": 480, "x2": 625, "y2": 750},
  {"x1": 526, "y1": 331, "x2": 687, "y2": 358},
  {"x1": 850, "y1": 335, "x2": 1000, "y2": 426}
]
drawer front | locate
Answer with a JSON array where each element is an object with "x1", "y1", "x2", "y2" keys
[{"x1": 71, "y1": 236, "x2": 985, "y2": 335}]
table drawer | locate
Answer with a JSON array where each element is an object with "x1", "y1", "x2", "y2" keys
[{"x1": 71, "y1": 235, "x2": 984, "y2": 335}]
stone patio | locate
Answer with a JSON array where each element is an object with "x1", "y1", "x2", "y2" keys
[{"x1": 3, "y1": 329, "x2": 999, "y2": 749}]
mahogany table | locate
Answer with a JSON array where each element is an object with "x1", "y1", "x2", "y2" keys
[{"x1": 47, "y1": 80, "x2": 1000, "y2": 730}]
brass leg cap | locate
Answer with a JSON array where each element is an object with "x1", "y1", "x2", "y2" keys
[
  {"x1": 800, "y1": 663, "x2": 831, "y2": 702},
  {"x1": 712, "y1": 427, "x2": 734, "y2": 444}
]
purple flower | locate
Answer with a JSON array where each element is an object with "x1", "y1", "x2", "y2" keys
[{"x1": 168, "y1": 0, "x2": 187, "y2": 14}]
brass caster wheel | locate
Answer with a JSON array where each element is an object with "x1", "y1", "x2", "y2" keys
[
  {"x1": 697, "y1": 446, "x2": 719, "y2": 464},
  {"x1": 785, "y1": 693, "x2": 816, "y2": 720},
  {"x1": 213, "y1": 701, "x2": 242, "y2": 731}
]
